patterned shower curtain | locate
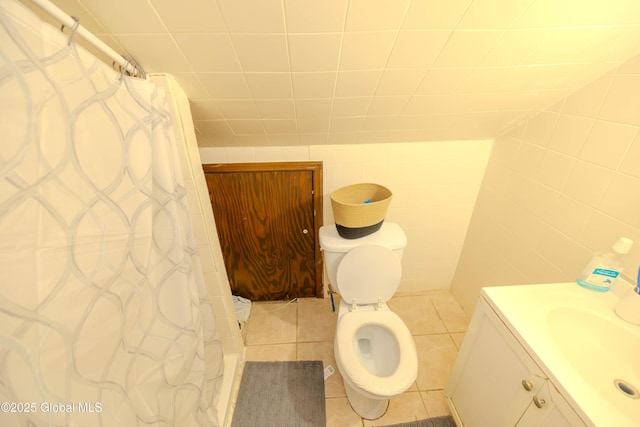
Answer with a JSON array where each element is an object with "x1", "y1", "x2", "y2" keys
[{"x1": 0, "y1": 1, "x2": 223, "y2": 426}]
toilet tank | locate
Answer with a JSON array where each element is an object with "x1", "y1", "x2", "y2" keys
[{"x1": 319, "y1": 222, "x2": 407, "y2": 289}]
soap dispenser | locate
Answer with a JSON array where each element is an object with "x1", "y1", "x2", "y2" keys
[{"x1": 576, "y1": 237, "x2": 634, "y2": 292}]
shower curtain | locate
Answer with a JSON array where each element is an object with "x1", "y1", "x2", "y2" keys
[{"x1": 0, "y1": 1, "x2": 223, "y2": 426}]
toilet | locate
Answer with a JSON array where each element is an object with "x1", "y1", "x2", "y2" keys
[{"x1": 319, "y1": 222, "x2": 418, "y2": 419}]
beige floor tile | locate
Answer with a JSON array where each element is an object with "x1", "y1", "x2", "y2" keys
[
  {"x1": 414, "y1": 334, "x2": 459, "y2": 391},
  {"x1": 297, "y1": 297, "x2": 338, "y2": 342},
  {"x1": 325, "y1": 397, "x2": 362, "y2": 427},
  {"x1": 421, "y1": 390, "x2": 452, "y2": 418},
  {"x1": 363, "y1": 391, "x2": 427, "y2": 426},
  {"x1": 240, "y1": 291, "x2": 466, "y2": 426},
  {"x1": 244, "y1": 301, "x2": 297, "y2": 345},
  {"x1": 428, "y1": 291, "x2": 469, "y2": 333},
  {"x1": 388, "y1": 295, "x2": 447, "y2": 335},
  {"x1": 298, "y1": 341, "x2": 346, "y2": 398},
  {"x1": 245, "y1": 343, "x2": 296, "y2": 361}
]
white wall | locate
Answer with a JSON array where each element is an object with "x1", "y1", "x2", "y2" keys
[
  {"x1": 200, "y1": 140, "x2": 492, "y2": 295},
  {"x1": 451, "y1": 53, "x2": 640, "y2": 314}
]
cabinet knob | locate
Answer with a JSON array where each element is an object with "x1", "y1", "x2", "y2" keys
[
  {"x1": 533, "y1": 395, "x2": 546, "y2": 408},
  {"x1": 521, "y1": 379, "x2": 534, "y2": 391}
]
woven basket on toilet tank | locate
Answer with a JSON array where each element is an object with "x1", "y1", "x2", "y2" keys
[{"x1": 330, "y1": 183, "x2": 392, "y2": 239}]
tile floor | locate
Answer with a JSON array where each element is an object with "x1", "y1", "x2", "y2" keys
[{"x1": 241, "y1": 291, "x2": 469, "y2": 426}]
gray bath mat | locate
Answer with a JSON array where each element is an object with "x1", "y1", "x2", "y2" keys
[
  {"x1": 230, "y1": 360, "x2": 326, "y2": 427},
  {"x1": 380, "y1": 415, "x2": 456, "y2": 427}
]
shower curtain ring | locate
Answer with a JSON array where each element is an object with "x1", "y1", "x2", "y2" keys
[
  {"x1": 119, "y1": 58, "x2": 130, "y2": 81},
  {"x1": 61, "y1": 16, "x2": 80, "y2": 46}
]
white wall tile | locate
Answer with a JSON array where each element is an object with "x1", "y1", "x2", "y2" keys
[
  {"x1": 563, "y1": 160, "x2": 613, "y2": 207},
  {"x1": 579, "y1": 120, "x2": 638, "y2": 169},
  {"x1": 620, "y1": 133, "x2": 640, "y2": 178},
  {"x1": 598, "y1": 74, "x2": 640, "y2": 126},
  {"x1": 452, "y1": 53, "x2": 640, "y2": 314}
]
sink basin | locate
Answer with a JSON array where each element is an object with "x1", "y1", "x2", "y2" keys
[{"x1": 547, "y1": 307, "x2": 640, "y2": 411}]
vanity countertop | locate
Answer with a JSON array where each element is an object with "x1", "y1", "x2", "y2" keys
[{"x1": 481, "y1": 281, "x2": 640, "y2": 427}]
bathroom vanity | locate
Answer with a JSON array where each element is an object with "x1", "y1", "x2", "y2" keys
[{"x1": 445, "y1": 282, "x2": 640, "y2": 427}]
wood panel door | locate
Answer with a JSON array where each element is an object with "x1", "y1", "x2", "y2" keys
[{"x1": 204, "y1": 162, "x2": 323, "y2": 301}]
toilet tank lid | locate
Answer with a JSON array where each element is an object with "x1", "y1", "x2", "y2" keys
[{"x1": 319, "y1": 222, "x2": 407, "y2": 252}]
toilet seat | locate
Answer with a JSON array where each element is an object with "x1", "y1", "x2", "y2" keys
[{"x1": 335, "y1": 309, "x2": 418, "y2": 398}]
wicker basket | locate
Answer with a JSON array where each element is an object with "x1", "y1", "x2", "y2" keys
[{"x1": 330, "y1": 183, "x2": 392, "y2": 239}]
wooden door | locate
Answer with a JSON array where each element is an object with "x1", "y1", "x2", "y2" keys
[{"x1": 204, "y1": 162, "x2": 323, "y2": 301}]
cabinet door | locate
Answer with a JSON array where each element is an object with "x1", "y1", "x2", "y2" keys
[
  {"x1": 516, "y1": 381, "x2": 586, "y2": 427},
  {"x1": 446, "y1": 301, "x2": 546, "y2": 427}
]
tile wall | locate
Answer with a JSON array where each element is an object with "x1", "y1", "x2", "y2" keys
[
  {"x1": 451, "y1": 53, "x2": 640, "y2": 314},
  {"x1": 200, "y1": 139, "x2": 492, "y2": 294}
]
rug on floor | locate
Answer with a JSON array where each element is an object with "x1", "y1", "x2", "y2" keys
[
  {"x1": 380, "y1": 415, "x2": 456, "y2": 427},
  {"x1": 230, "y1": 360, "x2": 326, "y2": 427}
]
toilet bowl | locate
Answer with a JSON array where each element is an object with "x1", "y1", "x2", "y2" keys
[
  {"x1": 335, "y1": 308, "x2": 418, "y2": 418},
  {"x1": 319, "y1": 224, "x2": 418, "y2": 419}
]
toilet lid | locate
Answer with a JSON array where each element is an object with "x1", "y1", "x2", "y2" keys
[{"x1": 336, "y1": 244, "x2": 401, "y2": 304}]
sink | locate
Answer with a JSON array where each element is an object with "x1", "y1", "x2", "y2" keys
[
  {"x1": 481, "y1": 282, "x2": 640, "y2": 427},
  {"x1": 547, "y1": 307, "x2": 640, "y2": 411}
]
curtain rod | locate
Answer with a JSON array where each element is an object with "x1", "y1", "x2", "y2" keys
[{"x1": 29, "y1": 0, "x2": 144, "y2": 77}]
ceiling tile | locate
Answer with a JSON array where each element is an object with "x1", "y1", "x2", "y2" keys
[
  {"x1": 283, "y1": 0, "x2": 347, "y2": 33},
  {"x1": 295, "y1": 99, "x2": 333, "y2": 118},
  {"x1": 415, "y1": 68, "x2": 471, "y2": 95},
  {"x1": 513, "y1": 0, "x2": 640, "y2": 28},
  {"x1": 255, "y1": 99, "x2": 296, "y2": 119},
  {"x1": 344, "y1": 0, "x2": 410, "y2": 31},
  {"x1": 402, "y1": 0, "x2": 472, "y2": 29},
  {"x1": 288, "y1": 34, "x2": 342, "y2": 72},
  {"x1": 189, "y1": 100, "x2": 223, "y2": 120},
  {"x1": 330, "y1": 116, "x2": 365, "y2": 132},
  {"x1": 457, "y1": 0, "x2": 532, "y2": 29},
  {"x1": 335, "y1": 70, "x2": 383, "y2": 97},
  {"x1": 227, "y1": 119, "x2": 266, "y2": 135},
  {"x1": 339, "y1": 32, "x2": 397, "y2": 70},
  {"x1": 172, "y1": 73, "x2": 209, "y2": 98},
  {"x1": 298, "y1": 118, "x2": 331, "y2": 133},
  {"x1": 173, "y1": 34, "x2": 240, "y2": 72},
  {"x1": 79, "y1": 0, "x2": 165, "y2": 33},
  {"x1": 387, "y1": 30, "x2": 451, "y2": 68},
  {"x1": 331, "y1": 97, "x2": 372, "y2": 117},
  {"x1": 375, "y1": 69, "x2": 427, "y2": 96},
  {"x1": 368, "y1": 96, "x2": 410, "y2": 115},
  {"x1": 263, "y1": 119, "x2": 298, "y2": 134},
  {"x1": 216, "y1": 0, "x2": 285, "y2": 33},
  {"x1": 115, "y1": 34, "x2": 190, "y2": 73},
  {"x1": 433, "y1": 30, "x2": 503, "y2": 67},
  {"x1": 28, "y1": 0, "x2": 640, "y2": 147},
  {"x1": 150, "y1": 0, "x2": 226, "y2": 32},
  {"x1": 194, "y1": 120, "x2": 235, "y2": 138},
  {"x1": 230, "y1": 34, "x2": 289, "y2": 72},
  {"x1": 214, "y1": 100, "x2": 260, "y2": 119},
  {"x1": 198, "y1": 73, "x2": 252, "y2": 99},
  {"x1": 291, "y1": 72, "x2": 337, "y2": 98},
  {"x1": 244, "y1": 73, "x2": 293, "y2": 99}
]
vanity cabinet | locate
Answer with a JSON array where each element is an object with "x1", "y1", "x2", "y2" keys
[{"x1": 445, "y1": 297, "x2": 586, "y2": 427}]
